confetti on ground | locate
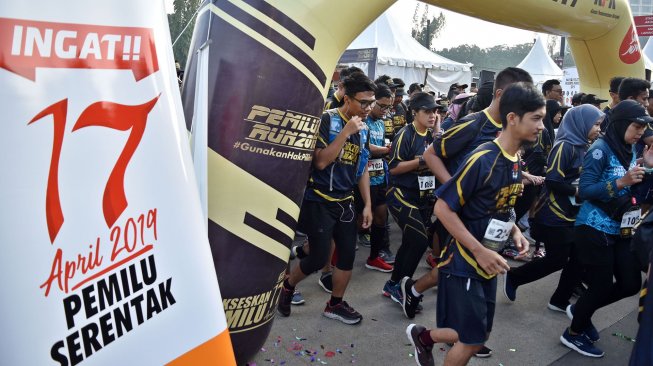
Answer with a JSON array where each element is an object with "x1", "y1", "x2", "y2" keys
[
  {"x1": 350, "y1": 343, "x2": 355, "y2": 348},
  {"x1": 261, "y1": 348, "x2": 266, "y2": 352},
  {"x1": 320, "y1": 345, "x2": 325, "y2": 349},
  {"x1": 336, "y1": 349, "x2": 342, "y2": 354},
  {"x1": 325, "y1": 351, "x2": 336, "y2": 357},
  {"x1": 246, "y1": 363, "x2": 257, "y2": 366},
  {"x1": 409, "y1": 353, "x2": 414, "y2": 358},
  {"x1": 295, "y1": 336, "x2": 307, "y2": 341},
  {"x1": 291, "y1": 342, "x2": 303, "y2": 351},
  {"x1": 371, "y1": 318, "x2": 377, "y2": 321},
  {"x1": 613, "y1": 333, "x2": 636, "y2": 342},
  {"x1": 509, "y1": 348, "x2": 516, "y2": 352}
]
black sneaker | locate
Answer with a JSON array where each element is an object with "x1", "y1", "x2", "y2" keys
[
  {"x1": 277, "y1": 285, "x2": 293, "y2": 316},
  {"x1": 323, "y1": 301, "x2": 362, "y2": 324},
  {"x1": 474, "y1": 345, "x2": 492, "y2": 358},
  {"x1": 319, "y1": 272, "x2": 333, "y2": 293},
  {"x1": 406, "y1": 324, "x2": 434, "y2": 366},
  {"x1": 401, "y1": 277, "x2": 422, "y2": 319}
]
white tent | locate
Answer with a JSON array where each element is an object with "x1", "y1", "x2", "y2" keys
[
  {"x1": 642, "y1": 38, "x2": 653, "y2": 72},
  {"x1": 516, "y1": 35, "x2": 563, "y2": 87},
  {"x1": 343, "y1": 8, "x2": 472, "y2": 95}
]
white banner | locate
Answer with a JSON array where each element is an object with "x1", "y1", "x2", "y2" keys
[
  {"x1": 562, "y1": 67, "x2": 580, "y2": 106},
  {"x1": 0, "y1": 1, "x2": 235, "y2": 365}
]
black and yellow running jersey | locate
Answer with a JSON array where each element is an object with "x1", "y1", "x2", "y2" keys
[
  {"x1": 436, "y1": 140, "x2": 523, "y2": 280},
  {"x1": 305, "y1": 109, "x2": 369, "y2": 202},
  {"x1": 433, "y1": 109, "x2": 502, "y2": 175},
  {"x1": 391, "y1": 103, "x2": 407, "y2": 135},
  {"x1": 388, "y1": 122, "x2": 434, "y2": 202},
  {"x1": 533, "y1": 141, "x2": 583, "y2": 227}
]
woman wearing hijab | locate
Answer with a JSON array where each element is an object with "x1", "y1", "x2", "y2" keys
[
  {"x1": 503, "y1": 105, "x2": 604, "y2": 308},
  {"x1": 560, "y1": 100, "x2": 653, "y2": 358}
]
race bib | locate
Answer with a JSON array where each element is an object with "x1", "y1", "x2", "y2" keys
[
  {"x1": 368, "y1": 158, "x2": 384, "y2": 172},
  {"x1": 418, "y1": 176, "x2": 435, "y2": 191},
  {"x1": 621, "y1": 209, "x2": 641, "y2": 229},
  {"x1": 482, "y1": 219, "x2": 513, "y2": 251}
]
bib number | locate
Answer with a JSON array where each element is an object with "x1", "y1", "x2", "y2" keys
[
  {"x1": 621, "y1": 209, "x2": 641, "y2": 229},
  {"x1": 418, "y1": 176, "x2": 435, "y2": 191},
  {"x1": 367, "y1": 158, "x2": 384, "y2": 172},
  {"x1": 482, "y1": 219, "x2": 513, "y2": 251}
]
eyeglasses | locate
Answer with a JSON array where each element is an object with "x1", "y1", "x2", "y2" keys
[
  {"x1": 552, "y1": 88, "x2": 563, "y2": 94},
  {"x1": 375, "y1": 102, "x2": 393, "y2": 110},
  {"x1": 350, "y1": 96, "x2": 376, "y2": 109}
]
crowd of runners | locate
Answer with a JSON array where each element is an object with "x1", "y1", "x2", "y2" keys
[{"x1": 275, "y1": 66, "x2": 653, "y2": 366}]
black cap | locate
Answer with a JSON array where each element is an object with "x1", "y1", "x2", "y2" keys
[
  {"x1": 610, "y1": 99, "x2": 653, "y2": 125},
  {"x1": 571, "y1": 92, "x2": 586, "y2": 105},
  {"x1": 581, "y1": 93, "x2": 608, "y2": 105},
  {"x1": 380, "y1": 77, "x2": 399, "y2": 88},
  {"x1": 392, "y1": 78, "x2": 406, "y2": 88},
  {"x1": 394, "y1": 87, "x2": 407, "y2": 96},
  {"x1": 410, "y1": 92, "x2": 438, "y2": 110},
  {"x1": 449, "y1": 82, "x2": 468, "y2": 90}
]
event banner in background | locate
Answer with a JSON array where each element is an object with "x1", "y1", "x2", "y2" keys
[{"x1": 0, "y1": 1, "x2": 235, "y2": 365}]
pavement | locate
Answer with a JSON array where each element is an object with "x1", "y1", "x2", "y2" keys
[{"x1": 250, "y1": 223, "x2": 641, "y2": 366}]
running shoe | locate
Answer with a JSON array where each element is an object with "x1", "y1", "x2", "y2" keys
[
  {"x1": 547, "y1": 301, "x2": 568, "y2": 313},
  {"x1": 406, "y1": 324, "x2": 434, "y2": 366},
  {"x1": 502, "y1": 273, "x2": 517, "y2": 302},
  {"x1": 560, "y1": 328, "x2": 604, "y2": 357},
  {"x1": 366, "y1": 256, "x2": 393, "y2": 272},
  {"x1": 566, "y1": 304, "x2": 600, "y2": 342},
  {"x1": 277, "y1": 286, "x2": 293, "y2": 316},
  {"x1": 291, "y1": 290, "x2": 305, "y2": 305},
  {"x1": 318, "y1": 271, "x2": 333, "y2": 293},
  {"x1": 323, "y1": 301, "x2": 362, "y2": 324},
  {"x1": 533, "y1": 248, "x2": 546, "y2": 259},
  {"x1": 401, "y1": 277, "x2": 423, "y2": 319},
  {"x1": 382, "y1": 280, "x2": 402, "y2": 304},
  {"x1": 358, "y1": 233, "x2": 371, "y2": 248},
  {"x1": 474, "y1": 346, "x2": 492, "y2": 358},
  {"x1": 379, "y1": 248, "x2": 396, "y2": 264}
]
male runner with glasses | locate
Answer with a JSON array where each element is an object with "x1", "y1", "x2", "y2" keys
[{"x1": 278, "y1": 72, "x2": 374, "y2": 324}]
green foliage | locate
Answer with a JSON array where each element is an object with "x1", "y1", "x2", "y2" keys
[
  {"x1": 167, "y1": 0, "x2": 202, "y2": 69},
  {"x1": 436, "y1": 43, "x2": 532, "y2": 77},
  {"x1": 411, "y1": 4, "x2": 446, "y2": 49}
]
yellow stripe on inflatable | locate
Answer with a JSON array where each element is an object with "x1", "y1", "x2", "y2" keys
[{"x1": 207, "y1": 148, "x2": 295, "y2": 262}]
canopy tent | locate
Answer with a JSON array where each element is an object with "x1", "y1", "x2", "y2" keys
[
  {"x1": 516, "y1": 35, "x2": 563, "y2": 87},
  {"x1": 341, "y1": 5, "x2": 472, "y2": 96},
  {"x1": 642, "y1": 38, "x2": 653, "y2": 72}
]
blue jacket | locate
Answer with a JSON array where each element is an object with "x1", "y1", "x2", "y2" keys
[{"x1": 576, "y1": 138, "x2": 636, "y2": 235}]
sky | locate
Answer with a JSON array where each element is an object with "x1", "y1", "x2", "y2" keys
[
  {"x1": 164, "y1": 0, "x2": 543, "y2": 50},
  {"x1": 390, "y1": 0, "x2": 541, "y2": 50}
]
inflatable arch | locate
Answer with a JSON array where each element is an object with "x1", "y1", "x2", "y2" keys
[{"x1": 181, "y1": 0, "x2": 644, "y2": 363}]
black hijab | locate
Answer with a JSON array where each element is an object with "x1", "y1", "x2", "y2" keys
[
  {"x1": 543, "y1": 100, "x2": 562, "y2": 141},
  {"x1": 603, "y1": 116, "x2": 634, "y2": 170}
]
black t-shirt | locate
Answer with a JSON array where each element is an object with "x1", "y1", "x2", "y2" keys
[
  {"x1": 533, "y1": 141, "x2": 583, "y2": 227},
  {"x1": 522, "y1": 129, "x2": 552, "y2": 176},
  {"x1": 388, "y1": 123, "x2": 435, "y2": 202},
  {"x1": 391, "y1": 103, "x2": 408, "y2": 135},
  {"x1": 433, "y1": 109, "x2": 502, "y2": 175},
  {"x1": 436, "y1": 140, "x2": 523, "y2": 280}
]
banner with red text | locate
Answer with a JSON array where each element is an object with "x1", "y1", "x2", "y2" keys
[{"x1": 0, "y1": 1, "x2": 235, "y2": 365}]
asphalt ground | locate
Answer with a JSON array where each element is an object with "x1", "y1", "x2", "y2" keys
[{"x1": 249, "y1": 221, "x2": 641, "y2": 366}]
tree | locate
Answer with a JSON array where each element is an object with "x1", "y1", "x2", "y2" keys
[
  {"x1": 168, "y1": 0, "x2": 202, "y2": 69},
  {"x1": 411, "y1": 4, "x2": 446, "y2": 50},
  {"x1": 436, "y1": 43, "x2": 531, "y2": 77}
]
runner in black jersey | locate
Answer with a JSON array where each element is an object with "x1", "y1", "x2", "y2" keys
[
  {"x1": 423, "y1": 67, "x2": 533, "y2": 183},
  {"x1": 278, "y1": 72, "x2": 374, "y2": 325},
  {"x1": 381, "y1": 92, "x2": 437, "y2": 308},
  {"x1": 406, "y1": 82, "x2": 543, "y2": 366}
]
